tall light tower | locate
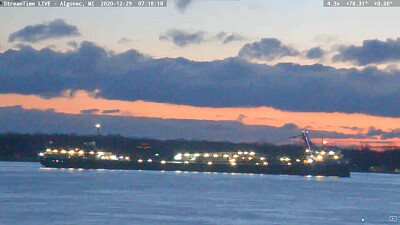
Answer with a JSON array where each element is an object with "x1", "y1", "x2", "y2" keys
[{"x1": 95, "y1": 123, "x2": 101, "y2": 136}]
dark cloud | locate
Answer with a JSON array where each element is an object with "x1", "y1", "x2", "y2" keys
[
  {"x1": 381, "y1": 129, "x2": 400, "y2": 140},
  {"x1": 67, "y1": 41, "x2": 78, "y2": 48},
  {"x1": 8, "y1": 19, "x2": 80, "y2": 43},
  {"x1": 174, "y1": 0, "x2": 194, "y2": 12},
  {"x1": 118, "y1": 37, "x2": 132, "y2": 44},
  {"x1": 0, "y1": 106, "x2": 366, "y2": 143},
  {"x1": 223, "y1": 34, "x2": 246, "y2": 44},
  {"x1": 2, "y1": 42, "x2": 400, "y2": 117},
  {"x1": 238, "y1": 38, "x2": 299, "y2": 60},
  {"x1": 306, "y1": 47, "x2": 325, "y2": 59},
  {"x1": 80, "y1": 109, "x2": 99, "y2": 114},
  {"x1": 102, "y1": 109, "x2": 121, "y2": 114},
  {"x1": 159, "y1": 29, "x2": 205, "y2": 47},
  {"x1": 366, "y1": 126, "x2": 383, "y2": 136},
  {"x1": 217, "y1": 32, "x2": 246, "y2": 44},
  {"x1": 366, "y1": 126, "x2": 400, "y2": 140},
  {"x1": 340, "y1": 126, "x2": 364, "y2": 132},
  {"x1": 333, "y1": 38, "x2": 400, "y2": 65}
]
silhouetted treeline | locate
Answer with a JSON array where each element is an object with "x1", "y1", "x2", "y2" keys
[
  {"x1": 0, "y1": 133, "x2": 399, "y2": 172},
  {"x1": 0, "y1": 132, "x2": 303, "y2": 160},
  {"x1": 343, "y1": 147, "x2": 400, "y2": 172}
]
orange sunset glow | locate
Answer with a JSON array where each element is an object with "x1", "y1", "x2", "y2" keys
[{"x1": 1, "y1": 90, "x2": 400, "y2": 147}]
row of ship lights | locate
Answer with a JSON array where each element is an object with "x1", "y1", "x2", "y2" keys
[
  {"x1": 173, "y1": 151, "x2": 268, "y2": 166},
  {"x1": 126, "y1": 151, "x2": 269, "y2": 166},
  {"x1": 156, "y1": 150, "x2": 339, "y2": 165},
  {"x1": 305, "y1": 149, "x2": 340, "y2": 164},
  {"x1": 172, "y1": 151, "x2": 272, "y2": 166},
  {"x1": 41, "y1": 149, "x2": 130, "y2": 161},
  {"x1": 41, "y1": 148, "x2": 339, "y2": 166}
]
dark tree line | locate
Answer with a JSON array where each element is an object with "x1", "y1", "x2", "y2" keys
[
  {"x1": 0, "y1": 133, "x2": 399, "y2": 172},
  {"x1": 343, "y1": 148, "x2": 400, "y2": 172}
]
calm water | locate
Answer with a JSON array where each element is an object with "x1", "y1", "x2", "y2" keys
[{"x1": 0, "y1": 162, "x2": 399, "y2": 225}]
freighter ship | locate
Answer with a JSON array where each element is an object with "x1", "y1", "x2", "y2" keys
[{"x1": 38, "y1": 131, "x2": 351, "y2": 177}]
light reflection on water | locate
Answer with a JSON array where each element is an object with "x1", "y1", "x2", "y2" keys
[{"x1": 0, "y1": 161, "x2": 399, "y2": 225}]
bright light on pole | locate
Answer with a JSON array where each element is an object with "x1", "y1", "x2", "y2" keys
[{"x1": 95, "y1": 123, "x2": 101, "y2": 135}]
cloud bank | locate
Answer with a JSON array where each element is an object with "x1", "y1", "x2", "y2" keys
[
  {"x1": 8, "y1": 19, "x2": 80, "y2": 43},
  {"x1": 1, "y1": 41, "x2": 400, "y2": 117},
  {"x1": 333, "y1": 38, "x2": 400, "y2": 65}
]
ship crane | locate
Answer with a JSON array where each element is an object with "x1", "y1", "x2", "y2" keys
[
  {"x1": 301, "y1": 131, "x2": 313, "y2": 153},
  {"x1": 301, "y1": 131, "x2": 315, "y2": 163},
  {"x1": 280, "y1": 131, "x2": 316, "y2": 163}
]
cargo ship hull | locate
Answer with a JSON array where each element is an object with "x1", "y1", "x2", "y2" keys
[{"x1": 40, "y1": 157, "x2": 350, "y2": 177}]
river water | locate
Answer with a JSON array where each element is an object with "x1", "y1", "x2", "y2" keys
[{"x1": 0, "y1": 162, "x2": 399, "y2": 225}]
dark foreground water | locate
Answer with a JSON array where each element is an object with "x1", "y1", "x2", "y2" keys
[{"x1": 0, "y1": 162, "x2": 399, "y2": 225}]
